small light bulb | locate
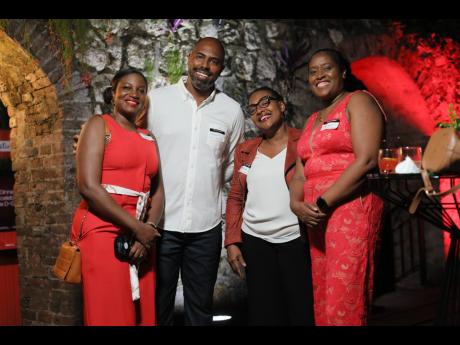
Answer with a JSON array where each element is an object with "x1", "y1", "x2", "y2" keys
[{"x1": 212, "y1": 315, "x2": 232, "y2": 322}]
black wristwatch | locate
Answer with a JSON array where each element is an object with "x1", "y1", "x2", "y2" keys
[{"x1": 316, "y1": 196, "x2": 331, "y2": 214}]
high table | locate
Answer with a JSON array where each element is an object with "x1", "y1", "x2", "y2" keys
[{"x1": 367, "y1": 173, "x2": 460, "y2": 325}]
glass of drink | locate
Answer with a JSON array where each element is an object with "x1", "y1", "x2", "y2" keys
[
  {"x1": 378, "y1": 148, "x2": 402, "y2": 174},
  {"x1": 401, "y1": 146, "x2": 422, "y2": 169}
]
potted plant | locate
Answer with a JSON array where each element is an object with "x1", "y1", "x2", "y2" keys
[{"x1": 436, "y1": 103, "x2": 460, "y2": 130}]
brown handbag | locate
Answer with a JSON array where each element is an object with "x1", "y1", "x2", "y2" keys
[
  {"x1": 52, "y1": 241, "x2": 81, "y2": 284},
  {"x1": 422, "y1": 127, "x2": 460, "y2": 174},
  {"x1": 409, "y1": 128, "x2": 460, "y2": 214},
  {"x1": 52, "y1": 209, "x2": 88, "y2": 284}
]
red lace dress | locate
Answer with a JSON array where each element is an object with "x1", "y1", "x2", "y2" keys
[
  {"x1": 297, "y1": 91, "x2": 384, "y2": 326},
  {"x1": 71, "y1": 114, "x2": 159, "y2": 326}
]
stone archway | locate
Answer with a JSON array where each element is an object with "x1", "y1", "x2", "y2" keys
[{"x1": 0, "y1": 21, "x2": 90, "y2": 325}]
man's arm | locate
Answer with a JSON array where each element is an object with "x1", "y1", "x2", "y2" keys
[{"x1": 223, "y1": 106, "x2": 245, "y2": 184}]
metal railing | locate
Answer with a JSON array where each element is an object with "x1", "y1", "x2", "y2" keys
[{"x1": 368, "y1": 173, "x2": 460, "y2": 325}]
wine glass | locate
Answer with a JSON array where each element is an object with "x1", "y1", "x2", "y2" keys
[
  {"x1": 401, "y1": 146, "x2": 422, "y2": 169},
  {"x1": 378, "y1": 148, "x2": 402, "y2": 174}
]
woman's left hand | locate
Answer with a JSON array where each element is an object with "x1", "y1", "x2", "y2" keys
[
  {"x1": 292, "y1": 200, "x2": 327, "y2": 228},
  {"x1": 129, "y1": 240, "x2": 148, "y2": 263},
  {"x1": 305, "y1": 202, "x2": 328, "y2": 228}
]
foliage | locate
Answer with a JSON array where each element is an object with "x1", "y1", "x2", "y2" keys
[
  {"x1": 273, "y1": 38, "x2": 310, "y2": 94},
  {"x1": 144, "y1": 58, "x2": 155, "y2": 85},
  {"x1": 164, "y1": 20, "x2": 187, "y2": 84},
  {"x1": 0, "y1": 19, "x2": 8, "y2": 31},
  {"x1": 47, "y1": 19, "x2": 92, "y2": 85},
  {"x1": 168, "y1": 19, "x2": 184, "y2": 33},
  {"x1": 392, "y1": 22, "x2": 460, "y2": 127},
  {"x1": 165, "y1": 48, "x2": 184, "y2": 84},
  {"x1": 1, "y1": 19, "x2": 92, "y2": 87},
  {"x1": 436, "y1": 104, "x2": 460, "y2": 130}
]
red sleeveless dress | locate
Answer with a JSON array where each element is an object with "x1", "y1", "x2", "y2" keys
[
  {"x1": 71, "y1": 114, "x2": 159, "y2": 326},
  {"x1": 297, "y1": 91, "x2": 384, "y2": 326}
]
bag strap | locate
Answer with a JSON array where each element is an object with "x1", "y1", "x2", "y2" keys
[
  {"x1": 100, "y1": 115, "x2": 111, "y2": 144},
  {"x1": 409, "y1": 169, "x2": 460, "y2": 214},
  {"x1": 70, "y1": 208, "x2": 88, "y2": 245},
  {"x1": 71, "y1": 115, "x2": 110, "y2": 244}
]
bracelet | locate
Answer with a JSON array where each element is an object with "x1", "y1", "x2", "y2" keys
[
  {"x1": 316, "y1": 196, "x2": 331, "y2": 214},
  {"x1": 146, "y1": 221, "x2": 158, "y2": 230}
]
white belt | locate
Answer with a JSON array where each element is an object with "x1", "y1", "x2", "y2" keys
[
  {"x1": 102, "y1": 184, "x2": 150, "y2": 221},
  {"x1": 102, "y1": 183, "x2": 150, "y2": 301}
]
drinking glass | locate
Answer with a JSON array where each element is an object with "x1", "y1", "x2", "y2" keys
[
  {"x1": 401, "y1": 146, "x2": 422, "y2": 169},
  {"x1": 378, "y1": 148, "x2": 402, "y2": 174}
]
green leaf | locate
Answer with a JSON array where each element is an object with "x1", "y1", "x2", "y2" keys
[
  {"x1": 165, "y1": 48, "x2": 184, "y2": 84},
  {"x1": 455, "y1": 118, "x2": 460, "y2": 129}
]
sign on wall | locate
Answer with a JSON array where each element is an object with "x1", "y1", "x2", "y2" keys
[{"x1": 0, "y1": 130, "x2": 10, "y2": 160}]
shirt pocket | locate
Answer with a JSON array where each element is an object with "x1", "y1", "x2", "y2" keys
[{"x1": 206, "y1": 122, "x2": 228, "y2": 157}]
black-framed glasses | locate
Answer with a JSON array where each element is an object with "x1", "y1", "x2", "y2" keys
[{"x1": 245, "y1": 95, "x2": 280, "y2": 115}]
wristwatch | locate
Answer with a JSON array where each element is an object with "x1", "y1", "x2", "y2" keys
[{"x1": 316, "y1": 196, "x2": 331, "y2": 214}]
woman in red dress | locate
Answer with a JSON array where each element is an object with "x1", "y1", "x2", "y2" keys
[
  {"x1": 290, "y1": 49, "x2": 386, "y2": 326},
  {"x1": 72, "y1": 67, "x2": 164, "y2": 325}
]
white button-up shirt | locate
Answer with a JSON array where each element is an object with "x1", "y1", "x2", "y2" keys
[{"x1": 147, "y1": 77, "x2": 245, "y2": 233}]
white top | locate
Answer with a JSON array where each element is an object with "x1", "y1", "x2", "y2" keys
[
  {"x1": 147, "y1": 77, "x2": 245, "y2": 233},
  {"x1": 242, "y1": 148, "x2": 300, "y2": 243}
]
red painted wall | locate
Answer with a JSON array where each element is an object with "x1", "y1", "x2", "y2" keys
[
  {"x1": 0, "y1": 231, "x2": 21, "y2": 325},
  {"x1": 351, "y1": 56, "x2": 435, "y2": 136}
]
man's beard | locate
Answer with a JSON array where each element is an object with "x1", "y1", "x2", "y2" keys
[{"x1": 190, "y1": 70, "x2": 215, "y2": 91}]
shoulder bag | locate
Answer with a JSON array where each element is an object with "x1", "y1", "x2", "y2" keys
[{"x1": 409, "y1": 127, "x2": 460, "y2": 214}]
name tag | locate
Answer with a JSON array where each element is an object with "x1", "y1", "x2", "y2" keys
[
  {"x1": 139, "y1": 132, "x2": 155, "y2": 141},
  {"x1": 320, "y1": 119, "x2": 340, "y2": 131},
  {"x1": 239, "y1": 165, "x2": 251, "y2": 175}
]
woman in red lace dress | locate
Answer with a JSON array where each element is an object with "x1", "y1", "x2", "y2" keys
[
  {"x1": 290, "y1": 48, "x2": 386, "y2": 326},
  {"x1": 72, "y1": 68, "x2": 164, "y2": 325}
]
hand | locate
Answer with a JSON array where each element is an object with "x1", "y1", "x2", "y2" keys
[
  {"x1": 129, "y1": 240, "x2": 148, "y2": 263},
  {"x1": 291, "y1": 200, "x2": 327, "y2": 228},
  {"x1": 73, "y1": 123, "x2": 85, "y2": 155},
  {"x1": 134, "y1": 222, "x2": 161, "y2": 250},
  {"x1": 72, "y1": 134, "x2": 80, "y2": 155},
  {"x1": 226, "y1": 244, "x2": 246, "y2": 279}
]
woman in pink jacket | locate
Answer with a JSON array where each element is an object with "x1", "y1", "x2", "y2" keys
[{"x1": 225, "y1": 87, "x2": 314, "y2": 325}]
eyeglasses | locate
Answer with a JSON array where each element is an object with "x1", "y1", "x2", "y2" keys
[{"x1": 245, "y1": 95, "x2": 280, "y2": 115}]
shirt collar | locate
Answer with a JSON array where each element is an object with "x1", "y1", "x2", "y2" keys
[{"x1": 177, "y1": 76, "x2": 218, "y2": 105}]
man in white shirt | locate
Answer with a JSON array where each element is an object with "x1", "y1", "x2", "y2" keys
[{"x1": 148, "y1": 37, "x2": 245, "y2": 325}]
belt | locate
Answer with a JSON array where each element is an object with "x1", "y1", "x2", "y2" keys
[
  {"x1": 102, "y1": 184, "x2": 150, "y2": 221},
  {"x1": 102, "y1": 183, "x2": 150, "y2": 301}
]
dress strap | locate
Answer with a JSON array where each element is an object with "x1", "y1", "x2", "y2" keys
[
  {"x1": 360, "y1": 90, "x2": 388, "y2": 122},
  {"x1": 342, "y1": 90, "x2": 387, "y2": 122}
]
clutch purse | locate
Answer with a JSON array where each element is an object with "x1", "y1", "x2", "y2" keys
[
  {"x1": 53, "y1": 210, "x2": 87, "y2": 284},
  {"x1": 52, "y1": 241, "x2": 81, "y2": 284},
  {"x1": 114, "y1": 234, "x2": 133, "y2": 261}
]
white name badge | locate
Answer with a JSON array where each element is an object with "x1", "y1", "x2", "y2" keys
[
  {"x1": 139, "y1": 132, "x2": 155, "y2": 141},
  {"x1": 239, "y1": 165, "x2": 250, "y2": 175},
  {"x1": 320, "y1": 120, "x2": 340, "y2": 131}
]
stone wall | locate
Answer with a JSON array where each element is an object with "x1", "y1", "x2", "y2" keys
[
  {"x1": 2, "y1": 20, "x2": 92, "y2": 325},
  {"x1": 0, "y1": 18, "x2": 452, "y2": 324}
]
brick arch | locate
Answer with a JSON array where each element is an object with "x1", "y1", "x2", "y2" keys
[{"x1": 1, "y1": 21, "x2": 89, "y2": 325}]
